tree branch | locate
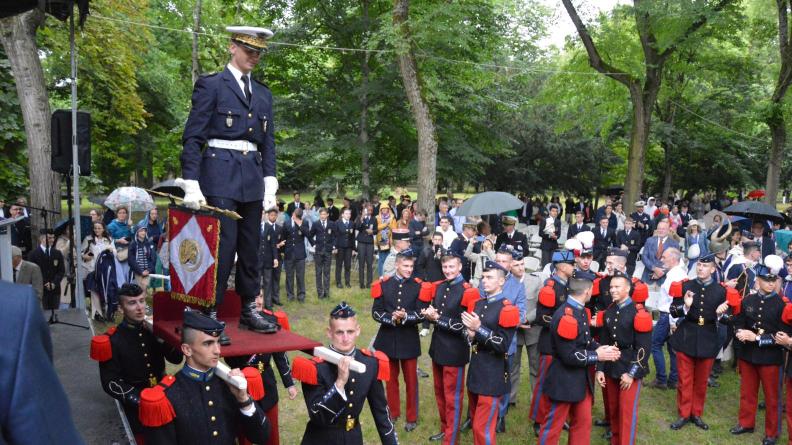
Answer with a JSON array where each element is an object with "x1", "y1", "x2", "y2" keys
[
  {"x1": 560, "y1": 0, "x2": 639, "y2": 88},
  {"x1": 657, "y1": 0, "x2": 734, "y2": 61}
]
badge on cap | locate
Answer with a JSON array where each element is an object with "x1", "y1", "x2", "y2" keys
[{"x1": 226, "y1": 26, "x2": 274, "y2": 52}]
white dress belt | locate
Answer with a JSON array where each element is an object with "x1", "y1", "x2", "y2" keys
[{"x1": 207, "y1": 139, "x2": 258, "y2": 152}]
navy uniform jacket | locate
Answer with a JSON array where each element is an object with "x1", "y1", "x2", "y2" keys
[
  {"x1": 225, "y1": 351, "x2": 294, "y2": 411},
  {"x1": 535, "y1": 277, "x2": 568, "y2": 355},
  {"x1": 592, "y1": 227, "x2": 616, "y2": 256},
  {"x1": 630, "y1": 211, "x2": 651, "y2": 239},
  {"x1": 418, "y1": 277, "x2": 474, "y2": 367},
  {"x1": 259, "y1": 222, "x2": 281, "y2": 269},
  {"x1": 408, "y1": 219, "x2": 428, "y2": 251},
  {"x1": 357, "y1": 215, "x2": 376, "y2": 245},
  {"x1": 668, "y1": 278, "x2": 733, "y2": 358},
  {"x1": 466, "y1": 294, "x2": 519, "y2": 396},
  {"x1": 310, "y1": 219, "x2": 336, "y2": 254},
  {"x1": 146, "y1": 368, "x2": 270, "y2": 445},
  {"x1": 617, "y1": 229, "x2": 642, "y2": 256},
  {"x1": 449, "y1": 235, "x2": 473, "y2": 281},
  {"x1": 372, "y1": 275, "x2": 424, "y2": 359},
  {"x1": 596, "y1": 299, "x2": 652, "y2": 380},
  {"x1": 294, "y1": 349, "x2": 398, "y2": 445},
  {"x1": 96, "y1": 321, "x2": 183, "y2": 434},
  {"x1": 734, "y1": 291, "x2": 790, "y2": 366},
  {"x1": 335, "y1": 219, "x2": 356, "y2": 249},
  {"x1": 0, "y1": 282, "x2": 83, "y2": 444},
  {"x1": 181, "y1": 67, "x2": 275, "y2": 203},
  {"x1": 283, "y1": 218, "x2": 311, "y2": 260},
  {"x1": 495, "y1": 230, "x2": 529, "y2": 255},
  {"x1": 543, "y1": 299, "x2": 600, "y2": 403}
]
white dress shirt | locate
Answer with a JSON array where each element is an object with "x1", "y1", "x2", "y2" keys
[
  {"x1": 226, "y1": 63, "x2": 253, "y2": 97},
  {"x1": 659, "y1": 264, "x2": 687, "y2": 313}
]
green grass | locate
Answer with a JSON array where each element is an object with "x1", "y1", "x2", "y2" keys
[{"x1": 92, "y1": 264, "x2": 781, "y2": 444}]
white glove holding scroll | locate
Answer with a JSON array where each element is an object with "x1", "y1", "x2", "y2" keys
[
  {"x1": 313, "y1": 346, "x2": 366, "y2": 374},
  {"x1": 215, "y1": 361, "x2": 248, "y2": 391},
  {"x1": 175, "y1": 178, "x2": 206, "y2": 210}
]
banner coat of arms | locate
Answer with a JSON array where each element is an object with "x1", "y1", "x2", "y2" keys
[{"x1": 168, "y1": 206, "x2": 220, "y2": 307}]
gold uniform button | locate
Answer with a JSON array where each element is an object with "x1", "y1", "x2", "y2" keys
[
  {"x1": 349, "y1": 390, "x2": 354, "y2": 395},
  {"x1": 206, "y1": 386, "x2": 211, "y2": 391},
  {"x1": 248, "y1": 127, "x2": 253, "y2": 132},
  {"x1": 146, "y1": 363, "x2": 151, "y2": 368},
  {"x1": 139, "y1": 333, "x2": 143, "y2": 337},
  {"x1": 213, "y1": 431, "x2": 218, "y2": 437},
  {"x1": 351, "y1": 378, "x2": 356, "y2": 383},
  {"x1": 208, "y1": 400, "x2": 214, "y2": 406},
  {"x1": 248, "y1": 113, "x2": 253, "y2": 118},
  {"x1": 144, "y1": 353, "x2": 148, "y2": 357},
  {"x1": 348, "y1": 403, "x2": 353, "y2": 407},
  {"x1": 141, "y1": 343, "x2": 145, "y2": 347},
  {"x1": 211, "y1": 416, "x2": 216, "y2": 422}
]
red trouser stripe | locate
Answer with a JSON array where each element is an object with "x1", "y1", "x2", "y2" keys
[
  {"x1": 675, "y1": 352, "x2": 714, "y2": 418},
  {"x1": 469, "y1": 393, "x2": 501, "y2": 445},
  {"x1": 537, "y1": 389, "x2": 593, "y2": 445},
  {"x1": 737, "y1": 359, "x2": 781, "y2": 438},
  {"x1": 529, "y1": 355, "x2": 553, "y2": 422},
  {"x1": 386, "y1": 358, "x2": 419, "y2": 422},
  {"x1": 604, "y1": 377, "x2": 642, "y2": 445}
]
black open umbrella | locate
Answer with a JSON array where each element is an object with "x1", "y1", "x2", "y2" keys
[{"x1": 723, "y1": 200, "x2": 785, "y2": 224}]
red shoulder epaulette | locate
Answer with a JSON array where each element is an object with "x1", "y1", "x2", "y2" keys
[
  {"x1": 418, "y1": 281, "x2": 436, "y2": 303},
  {"x1": 631, "y1": 280, "x2": 649, "y2": 304},
  {"x1": 498, "y1": 301, "x2": 520, "y2": 328},
  {"x1": 462, "y1": 287, "x2": 480, "y2": 311},
  {"x1": 591, "y1": 277, "x2": 602, "y2": 296},
  {"x1": 634, "y1": 305, "x2": 653, "y2": 333},
  {"x1": 371, "y1": 276, "x2": 390, "y2": 299},
  {"x1": 538, "y1": 285, "x2": 556, "y2": 308},
  {"x1": 782, "y1": 304, "x2": 792, "y2": 325},
  {"x1": 242, "y1": 367, "x2": 266, "y2": 400},
  {"x1": 292, "y1": 356, "x2": 322, "y2": 385},
  {"x1": 593, "y1": 310, "x2": 604, "y2": 328},
  {"x1": 669, "y1": 279, "x2": 688, "y2": 298},
  {"x1": 361, "y1": 349, "x2": 390, "y2": 381},
  {"x1": 557, "y1": 307, "x2": 578, "y2": 340},
  {"x1": 139, "y1": 376, "x2": 176, "y2": 427},
  {"x1": 89, "y1": 326, "x2": 117, "y2": 362}
]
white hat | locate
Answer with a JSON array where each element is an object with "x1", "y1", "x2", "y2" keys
[{"x1": 226, "y1": 26, "x2": 274, "y2": 51}]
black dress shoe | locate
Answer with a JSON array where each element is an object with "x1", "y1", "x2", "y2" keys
[
  {"x1": 272, "y1": 299, "x2": 283, "y2": 306},
  {"x1": 729, "y1": 425, "x2": 755, "y2": 435},
  {"x1": 218, "y1": 331, "x2": 231, "y2": 346},
  {"x1": 336, "y1": 284, "x2": 344, "y2": 289},
  {"x1": 603, "y1": 429, "x2": 612, "y2": 440},
  {"x1": 763, "y1": 437, "x2": 778, "y2": 445},
  {"x1": 563, "y1": 422, "x2": 570, "y2": 431},
  {"x1": 417, "y1": 368, "x2": 430, "y2": 378},
  {"x1": 429, "y1": 432, "x2": 445, "y2": 441},
  {"x1": 707, "y1": 377, "x2": 720, "y2": 388},
  {"x1": 670, "y1": 417, "x2": 690, "y2": 430},
  {"x1": 759, "y1": 401, "x2": 766, "y2": 410},
  {"x1": 594, "y1": 419, "x2": 610, "y2": 427},
  {"x1": 405, "y1": 422, "x2": 417, "y2": 432},
  {"x1": 690, "y1": 416, "x2": 709, "y2": 430},
  {"x1": 533, "y1": 422, "x2": 541, "y2": 436},
  {"x1": 346, "y1": 283, "x2": 352, "y2": 288},
  {"x1": 496, "y1": 416, "x2": 505, "y2": 433},
  {"x1": 647, "y1": 380, "x2": 667, "y2": 390},
  {"x1": 667, "y1": 381, "x2": 677, "y2": 389},
  {"x1": 460, "y1": 417, "x2": 472, "y2": 432}
]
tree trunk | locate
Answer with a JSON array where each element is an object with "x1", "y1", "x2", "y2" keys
[
  {"x1": 359, "y1": 0, "x2": 371, "y2": 200},
  {"x1": 393, "y1": 0, "x2": 438, "y2": 225},
  {"x1": 191, "y1": 0, "x2": 203, "y2": 84},
  {"x1": 765, "y1": 0, "x2": 792, "y2": 206},
  {"x1": 766, "y1": 115, "x2": 786, "y2": 206},
  {"x1": 0, "y1": 10, "x2": 59, "y2": 237},
  {"x1": 623, "y1": 88, "x2": 652, "y2": 212}
]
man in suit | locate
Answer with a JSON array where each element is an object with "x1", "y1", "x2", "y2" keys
[
  {"x1": 9, "y1": 204, "x2": 31, "y2": 255},
  {"x1": 616, "y1": 216, "x2": 642, "y2": 277},
  {"x1": 12, "y1": 245, "x2": 43, "y2": 302},
  {"x1": 309, "y1": 208, "x2": 335, "y2": 300},
  {"x1": 519, "y1": 195, "x2": 534, "y2": 225},
  {"x1": 566, "y1": 210, "x2": 590, "y2": 240},
  {"x1": 326, "y1": 198, "x2": 340, "y2": 222},
  {"x1": 592, "y1": 216, "x2": 616, "y2": 267},
  {"x1": 286, "y1": 192, "x2": 306, "y2": 217},
  {"x1": 751, "y1": 221, "x2": 775, "y2": 263},
  {"x1": 343, "y1": 196, "x2": 359, "y2": 222},
  {"x1": 177, "y1": 26, "x2": 278, "y2": 343},
  {"x1": 356, "y1": 203, "x2": 376, "y2": 288},
  {"x1": 538, "y1": 205, "x2": 562, "y2": 267},
  {"x1": 260, "y1": 208, "x2": 284, "y2": 309},
  {"x1": 496, "y1": 215, "x2": 529, "y2": 256},
  {"x1": 334, "y1": 208, "x2": 356, "y2": 288},
  {"x1": 283, "y1": 208, "x2": 311, "y2": 302},
  {"x1": 27, "y1": 233, "x2": 65, "y2": 315},
  {"x1": 0, "y1": 281, "x2": 83, "y2": 444},
  {"x1": 641, "y1": 219, "x2": 680, "y2": 285},
  {"x1": 677, "y1": 202, "x2": 693, "y2": 236}
]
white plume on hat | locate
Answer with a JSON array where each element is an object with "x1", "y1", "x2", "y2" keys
[
  {"x1": 765, "y1": 254, "x2": 784, "y2": 275},
  {"x1": 687, "y1": 244, "x2": 700, "y2": 259},
  {"x1": 564, "y1": 238, "x2": 583, "y2": 252},
  {"x1": 576, "y1": 231, "x2": 595, "y2": 249}
]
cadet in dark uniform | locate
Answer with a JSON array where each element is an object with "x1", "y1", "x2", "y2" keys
[
  {"x1": 529, "y1": 249, "x2": 574, "y2": 432},
  {"x1": 335, "y1": 208, "x2": 356, "y2": 288},
  {"x1": 142, "y1": 309, "x2": 270, "y2": 444},
  {"x1": 449, "y1": 223, "x2": 476, "y2": 282},
  {"x1": 594, "y1": 273, "x2": 652, "y2": 445},
  {"x1": 772, "y1": 306, "x2": 792, "y2": 445},
  {"x1": 730, "y1": 255, "x2": 788, "y2": 445},
  {"x1": 462, "y1": 261, "x2": 520, "y2": 445},
  {"x1": 356, "y1": 204, "x2": 376, "y2": 288},
  {"x1": 667, "y1": 253, "x2": 739, "y2": 431},
  {"x1": 91, "y1": 283, "x2": 183, "y2": 444},
  {"x1": 418, "y1": 251, "x2": 478, "y2": 444},
  {"x1": 260, "y1": 207, "x2": 284, "y2": 309},
  {"x1": 283, "y1": 208, "x2": 310, "y2": 302},
  {"x1": 226, "y1": 296, "x2": 298, "y2": 445},
  {"x1": 537, "y1": 270, "x2": 621, "y2": 445},
  {"x1": 309, "y1": 208, "x2": 335, "y2": 299},
  {"x1": 616, "y1": 217, "x2": 642, "y2": 277},
  {"x1": 178, "y1": 26, "x2": 280, "y2": 343},
  {"x1": 371, "y1": 249, "x2": 424, "y2": 432},
  {"x1": 27, "y1": 232, "x2": 65, "y2": 314},
  {"x1": 292, "y1": 302, "x2": 398, "y2": 445}
]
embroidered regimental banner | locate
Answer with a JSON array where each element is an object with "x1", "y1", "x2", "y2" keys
[{"x1": 168, "y1": 207, "x2": 220, "y2": 307}]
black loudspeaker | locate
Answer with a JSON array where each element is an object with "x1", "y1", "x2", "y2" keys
[{"x1": 51, "y1": 109, "x2": 91, "y2": 176}]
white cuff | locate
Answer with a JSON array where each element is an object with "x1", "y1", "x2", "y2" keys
[
  {"x1": 240, "y1": 403, "x2": 256, "y2": 417},
  {"x1": 334, "y1": 384, "x2": 347, "y2": 401}
]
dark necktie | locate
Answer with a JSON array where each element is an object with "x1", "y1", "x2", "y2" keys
[
  {"x1": 322, "y1": 221, "x2": 326, "y2": 231},
  {"x1": 13, "y1": 268, "x2": 17, "y2": 282},
  {"x1": 241, "y1": 75, "x2": 251, "y2": 102}
]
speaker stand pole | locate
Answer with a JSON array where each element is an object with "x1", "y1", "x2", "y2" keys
[{"x1": 69, "y1": 5, "x2": 85, "y2": 311}]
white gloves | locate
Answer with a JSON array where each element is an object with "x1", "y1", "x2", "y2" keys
[
  {"x1": 175, "y1": 178, "x2": 206, "y2": 210},
  {"x1": 263, "y1": 176, "x2": 279, "y2": 211}
]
